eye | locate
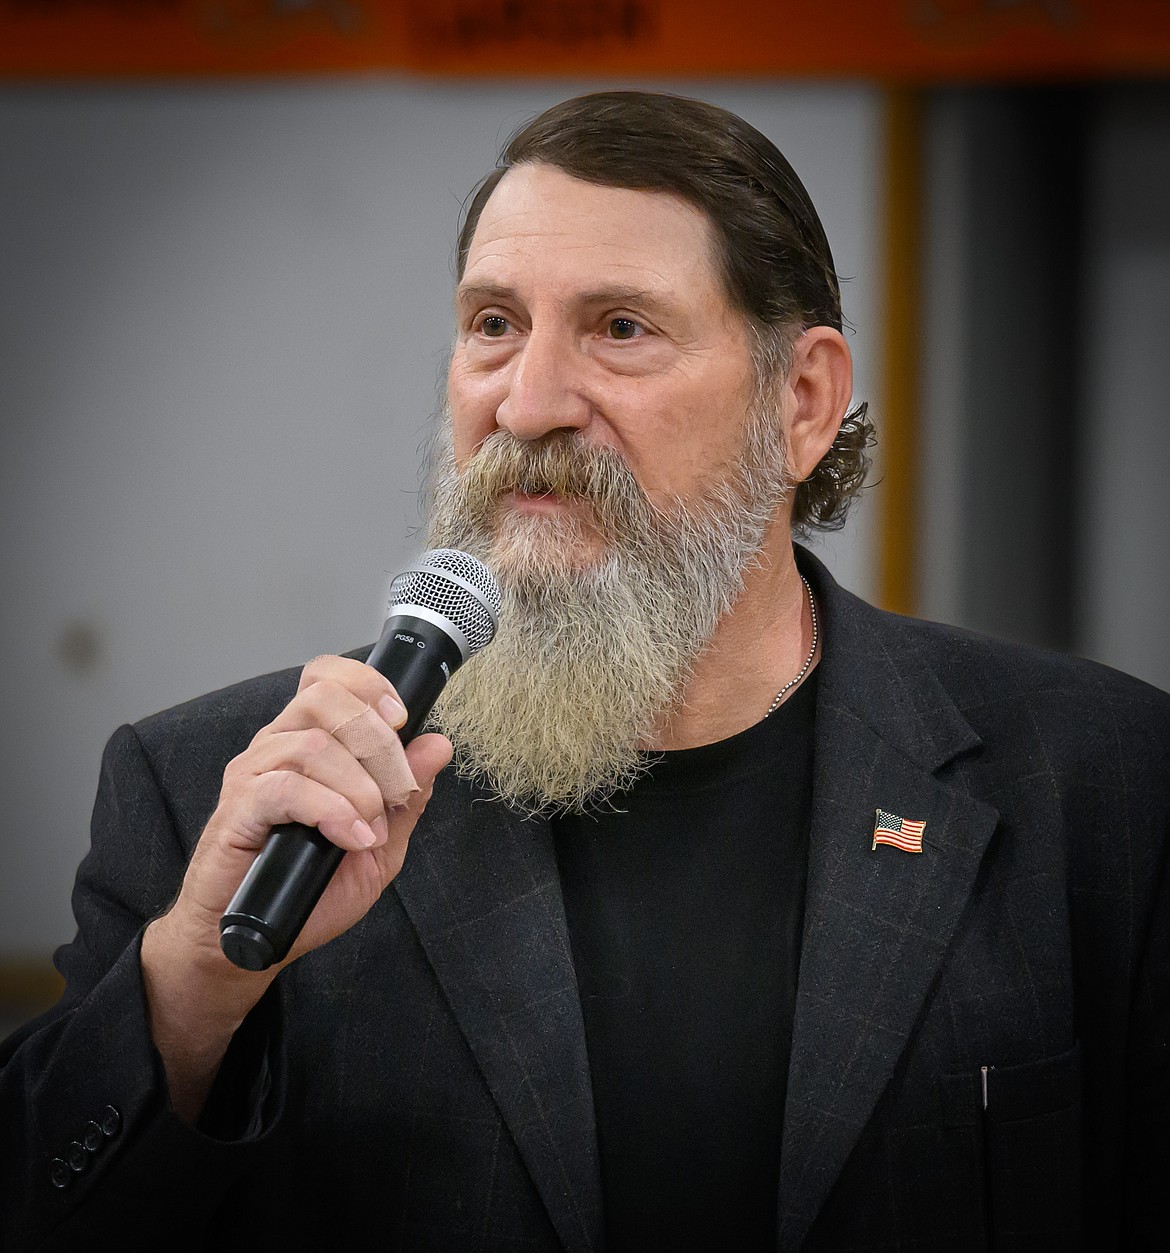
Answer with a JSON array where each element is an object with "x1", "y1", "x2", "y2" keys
[
  {"x1": 479, "y1": 314, "x2": 509, "y2": 337},
  {"x1": 607, "y1": 317, "x2": 642, "y2": 341}
]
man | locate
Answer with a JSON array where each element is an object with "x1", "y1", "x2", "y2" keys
[{"x1": 2, "y1": 92, "x2": 1167, "y2": 1252}]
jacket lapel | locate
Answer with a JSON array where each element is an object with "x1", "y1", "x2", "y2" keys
[
  {"x1": 392, "y1": 774, "x2": 603, "y2": 1253},
  {"x1": 778, "y1": 553, "x2": 1000, "y2": 1251}
]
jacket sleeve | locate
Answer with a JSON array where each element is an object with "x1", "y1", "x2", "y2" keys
[{"x1": 0, "y1": 722, "x2": 284, "y2": 1252}]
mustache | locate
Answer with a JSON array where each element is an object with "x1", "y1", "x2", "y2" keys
[{"x1": 455, "y1": 430, "x2": 654, "y2": 518}]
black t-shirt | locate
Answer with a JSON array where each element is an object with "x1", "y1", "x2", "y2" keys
[{"x1": 552, "y1": 671, "x2": 817, "y2": 1251}]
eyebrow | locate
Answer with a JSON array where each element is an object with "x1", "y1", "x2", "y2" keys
[
  {"x1": 455, "y1": 282, "x2": 675, "y2": 317},
  {"x1": 454, "y1": 283, "x2": 516, "y2": 308}
]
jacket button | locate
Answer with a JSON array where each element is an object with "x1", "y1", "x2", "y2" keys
[
  {"x1": 67, "y1": 1141, "x2": 88, "y2": 1173},
  {"x1": 99, "y1": 1105, "x2": 122, "y2": 1138},
  {"x1": 49, "y1": 1158, "x2": 71, "y2": 1189},
  {"x1": 82, "y1": 1121, "x2": 103, "y2": 1152}
]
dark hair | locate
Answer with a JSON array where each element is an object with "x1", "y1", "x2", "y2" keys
[{"x1": 456, "y1": 91, "x2": 874, "y2": 531}]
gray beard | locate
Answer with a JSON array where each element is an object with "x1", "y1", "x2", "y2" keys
[{"x1": 424, "y1": 408, "x2": 791, "y2": 816}]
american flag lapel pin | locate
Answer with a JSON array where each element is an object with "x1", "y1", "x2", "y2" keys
[{"x1": 872, "y1": 809, "x2": 926, "y2": 854}]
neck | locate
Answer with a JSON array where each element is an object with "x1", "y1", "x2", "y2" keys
[{"x1": 648, "y1": 533, "x2": 818, "y2": 751}]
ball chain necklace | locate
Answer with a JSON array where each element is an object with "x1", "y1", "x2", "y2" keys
[{"x1": 764, "y1": 574, "x2": 818, "y2": 718}]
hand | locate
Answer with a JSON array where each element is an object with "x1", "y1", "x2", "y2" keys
[
  {"x1": 141, "y1": 655, "x2": 453, "y2": 1118},
  {"x1": 177, "y1": 654, "x2": 451, "y2": 964}
]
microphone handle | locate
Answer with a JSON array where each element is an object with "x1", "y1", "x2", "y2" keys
[{"x1": 219, "y1": 616, "x2": 463, "y2": 971}]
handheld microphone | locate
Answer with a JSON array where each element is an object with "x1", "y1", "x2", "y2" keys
[{"x1": 219, "y1": 548, "x2": 501, "y2": 972}]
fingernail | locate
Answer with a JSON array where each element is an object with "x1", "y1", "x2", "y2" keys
[
  {"x1": 378, "y1": 695, "x2": 407, "y2": 727},
  {"x1": 352, "y1": 818, "x2": 377, "y2": 848},
  {"x1": 371, "y1": 813, "x2": 388, "y2": 842}
]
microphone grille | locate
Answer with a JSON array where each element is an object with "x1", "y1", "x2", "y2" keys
[{"x1": 388, "y1": 548, "x2": 501, "y2": 657}]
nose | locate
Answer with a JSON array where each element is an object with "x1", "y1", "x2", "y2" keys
[{"x1": 495, "y1": 327, "x2": 592, "y2": 442}]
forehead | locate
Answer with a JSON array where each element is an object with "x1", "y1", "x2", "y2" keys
[{"x1": 460, "y1": 164, "x2": 729, "y2": 303}]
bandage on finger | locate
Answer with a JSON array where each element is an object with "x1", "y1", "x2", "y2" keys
[{"x1": 331, "y1": 706, "x2": 419, "y2": 810}]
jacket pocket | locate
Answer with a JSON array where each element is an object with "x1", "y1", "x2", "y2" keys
[{"x1": 980, "y1": 1041, "x2": 1082, "y2": 1252}]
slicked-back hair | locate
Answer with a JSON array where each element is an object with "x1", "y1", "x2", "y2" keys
[{"x1": 455, "y1": 91, "x2": 874, "y2": 532}]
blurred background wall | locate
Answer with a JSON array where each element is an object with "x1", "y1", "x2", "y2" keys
[
  {"x1": 1, "y1": 2, "x2": 1168, "y2": 1030},
  {"x1": 919, "y1": 81, "x2": 1170, "y2": 676}
]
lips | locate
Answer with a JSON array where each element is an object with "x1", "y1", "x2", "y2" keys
[
  {"x1": 498, "y1": 482, "x2": 598, "y2": 523},
  {"x1": 507, "y1": 487, "x2": 568, "y2": 511}
]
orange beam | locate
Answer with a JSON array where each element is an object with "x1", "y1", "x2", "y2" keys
[{"x1": 3, "y1": 0, "x2": 1170, "y2": 79}]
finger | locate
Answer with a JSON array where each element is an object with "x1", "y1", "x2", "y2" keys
[
  {"x1": 370, "y1": 734, "x2": 454, "y2": 882},
  {"x1": 378, "y1": 735, "x2": 454, "y2": 837},
  {"x1": 227, "y1": 728, "x2": 391, "y2": 834},
  {"x1": 232, "y1": 770, "x2": 389, "y2": 854},
  {"x1": 297, "y1": 655, "x2": 407, "y2": 727},
  {"x1": 266, "y1": 677, "x2": 400, "y2": 738}
]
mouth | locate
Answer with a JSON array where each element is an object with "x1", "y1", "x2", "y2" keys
[{"x1": 506, "y1": 486, "x2": 571, "y2": 513}]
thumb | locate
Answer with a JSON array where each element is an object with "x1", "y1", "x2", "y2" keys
[{"x1": 404, "y1": 733, "x2": 455, "y2": 792}]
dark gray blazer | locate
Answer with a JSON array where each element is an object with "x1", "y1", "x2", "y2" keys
[{"x1": 3, "y1": 551, "x2": 1168, "y2": 1252}]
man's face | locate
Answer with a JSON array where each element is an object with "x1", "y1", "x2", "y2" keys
[
  {"x1": 428, "y1": 163, "x2": 795, "y2": 815},
  {"x1": 447, "y1": 163, "x2": 766, "y2": 566}
]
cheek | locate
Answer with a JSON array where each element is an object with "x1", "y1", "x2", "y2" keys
[
  {"x1": 622, "y1": 400, "x2": 749, "y2": 500},
  {"x1": 450, "y1": 418, "x2": 481, "y2": 468},
  {"x1": 447, "y1": 367, "x2": 499, "y2": 464}
]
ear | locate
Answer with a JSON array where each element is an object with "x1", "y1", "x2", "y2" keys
[{"x1": 783, "y1": 326, "x2": 854, "y2": 483}]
